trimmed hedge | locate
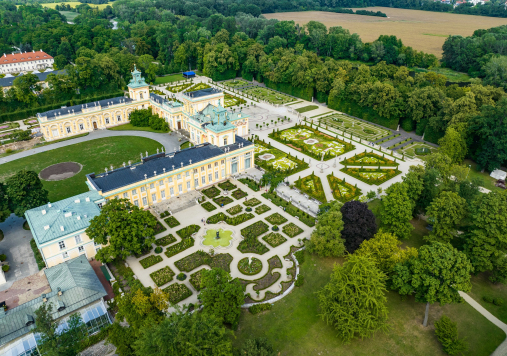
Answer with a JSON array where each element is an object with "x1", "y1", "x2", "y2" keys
[
  {"x1": 155, "y1": 234, "x2": 177, "y2": 246},
  {"x1": 164, "y1": 216, "x2": 180, "y2": 228},
  {"x1": 30, "y1": 239, "x2": 45, "y2": 270},
  {"x1": 176, "y1": 225, "x2": 200, "y2": 239},
  {"x1": 264, "y1": 78, "x2": 312, "y2": 101},
  {"x1": 165, "y1": 238, "x2": 195, "y2": 258},
  {"x1": 139, "y1": 255, "x2": 163, "y2": 269},
  {"x1": 248, "y1": 303, "x2": 272, "y2": 314}
]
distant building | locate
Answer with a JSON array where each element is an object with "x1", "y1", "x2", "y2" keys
[
  {"x1": 0, "y1": 69, "x2": 66, "y2": 93},
  {"x1": 0, "y1": 254, "x2": 110, "y2": 356},
  {"x1": 0, "y1": 50, "x2": 54, "y2": 75}
]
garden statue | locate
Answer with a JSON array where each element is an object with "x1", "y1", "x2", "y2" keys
[{"x1": 216, "y1": 230, "x2": 220, "y2": 239}]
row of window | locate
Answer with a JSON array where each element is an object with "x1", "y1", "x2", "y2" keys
[{"x1": 64, "y1": 116, "x2": 122, "y2": 134}]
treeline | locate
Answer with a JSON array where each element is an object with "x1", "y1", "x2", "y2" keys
[
  {"x1": 332, "y1": 8, "x2": 387, "y2": 17},
  {"x1": 443, "y1": 25, "x2": 507, "y2": 89}
]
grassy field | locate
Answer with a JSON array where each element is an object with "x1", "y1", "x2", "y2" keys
[
  {"x1": 463, "y1": 158, "x2": 503, "y2": 192},
  {"x1": 33, "y1": 2, "x2": 114, "y2": 10},
  {"x1": 469, "y1": 273, "x2": 507, "y2": 324},
  {"x1": 234, "y1": 250, "x2": 505, "y2": 356},
  {"x1": 107, "y1": 123, "x2": 169, "y2": 133},
  {"x1": 59, "y1": 10, "x2": 79, "y2": 22},
  {"x1": 154, "y1": 74, "x2": 185, "y2": 84},
  {"x1": 0, "y1": 137, "x2": 162, "y2": 202},
  {"x1": 263, "y1": 8, "x2": 507, "y2": 57}
]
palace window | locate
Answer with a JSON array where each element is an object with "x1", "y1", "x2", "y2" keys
[
  {"x1": 224, "y1": 137, "x2": 228, "y2": 145},
  {"x1": 161, "y1": 190, "x2": 165, "y2": 199},
  {"x1": 79, "y1": 124, "x2": 84, "y2": 130},
  {"x1": 170, "y1": 187, "x2": 174, "y2": 196},
  {"x1": 59, "y1": 241, "x2": 66, "y2": 250},
  {"x1": 117, "y1": 115, "x2": 121, "y2": 121},
  {"x1": 201, "y1": 167, "x2": 205, "y2": 172},
  {"x1": 150, "y1": 183, "x2": 155, "y2": 189},
  {"x1": 66, "y1": 127, "x2": 71, "y2": 134},
  {"x1": 194, "y1": 178, "x2": 198, "y2": 187},
  {"x1": 134, "y1": 200, "x2": 139, "y2": 206},
  {"x1": 140, "y1": 187, "x2": 146, "y2": 192},
  {"x1": 178, "y1": 184, "x2": 183, "y2": 193},
  {"x1": 151, "y1": 193, "x2": 156, "y2": 202},
  {"x1": 105, "y1": 118, "x2": 110, "y2": 124},
  {"x1": 208, "y1": 164, "x2": 211, "y2": 169},
  {"x1": 168, "y1": 177, "x2": 173, "y2": 183},
  {"x1": 187, "y1": 181, "x2": 191, "y2": 190},
  {"x1": 215, "y1": 171, "x2": 218, "y2": 180},
  {"x1": 132, "y1": 189, "x2": 137, "y2": 195},
  {"x1": 142, "y1": 197, "x2": 148, "y2": 206},
  {"x1": 214, "y1": 162, "x2": 218, "y2": 167},
  {"x1": 177, "y1": 174, "x2": 181, "y2": 180},
  {"x1": 186, "y1": 171, "x2": 190, "y2": 177},
  {"x1": 221, "y1": 160, "x2": 225, "y2": 165},
  {"x1": 62, "y1": 252, "x2": 69, "y2": 259},
  {"x1": 123, "y1": 193, "x2": 128, "y2": 198},
  {"x1": 201, "y1": 176, "x2": 206, "y2": 184},
  {"x1": 78, "y1": 246, "x2": 85, "y2": 253},
  {"x1": 221, "y1": 169, "x2": 225, "y2": 177},
  {"x1": 208, "y1": 173, "x2": 212, "y2": 182},
  {"x1": 75, "y1": 235, "x2": 82, "y2": 244},
  {"x1": 159, "y1": 180, "x2": 164, "y2": 186}
]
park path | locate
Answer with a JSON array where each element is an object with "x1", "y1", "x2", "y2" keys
[
  {"x1": 459, "y1": 291, "x2": 507, "y2": 356},
  {"x1": 0, "y1": 129, "x2": 186, "y2": 165}
]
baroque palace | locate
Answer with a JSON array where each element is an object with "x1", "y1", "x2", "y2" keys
[{"x1": 27, "y1": 68, "x2": 255, "y2": 268}]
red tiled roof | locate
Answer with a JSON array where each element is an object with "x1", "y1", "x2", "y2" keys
[{"x1": 0, "y1": 50, "x2": 53, "y2": 64}]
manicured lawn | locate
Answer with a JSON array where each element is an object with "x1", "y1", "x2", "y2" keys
[
  {"x1": 319, "y1": 113, "x2": 391, "y2": 141},
  {"x1": 255, "y1": 141, "x2": 308, "y2": 174},
  {"x1": 180, "y1": 141, "x2": 193, "y2": 149},
  {"x1": 0, "y1": 137, "x2": 162, "y2": 202},
  {"x1": 233, "y1": 252, "x2": 505, "y2": 356},
  {"x1": 295, "y1": 105, "x2": 319, "y2": 113},
  {"x1": 469, "y1": 272, "x2": 507, "y2": 324},
  {"x1": 154, "y1": 74, "x2": 185, "y2": 84},
  {"x1": 107, "y1": 123, "x2": 169, "y2": 133},
  {"x1": 463, "y1": 158, "x2": 503, "y2": 192},
  {"x1": 224, "y1": 79, "x2": 250, "y2": 87},
  {"x1": 242, "y1": 87, "x2": 294, "y2": 105},
  {"x1": 398, "y1": 142, "x2": 437, "y2": 159}
]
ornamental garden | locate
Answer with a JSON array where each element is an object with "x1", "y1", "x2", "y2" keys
[
  {"x1": 319, "y1": 113, "x2": 391, "y2": 141},
  {"x1": 242, "y1": 86, "x2": 295, "y2": 105}
]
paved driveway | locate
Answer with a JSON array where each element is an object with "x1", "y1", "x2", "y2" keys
[{"x1": 0, "y1": 214, "x2": 39, "y2": 291}]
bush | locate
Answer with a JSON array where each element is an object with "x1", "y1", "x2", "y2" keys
[
  {"x1": 164, "y1": 216, "x2": 181, "y2": 228},
  {"x1": 201, "y1": 202, "x2": 217, "y2": 212},
  {"x1": 494, "y1": 298, "x2": 504, "y2": 306},
  {"x1": 272, "y1": 225, "x2": 279, "y2": 231},
  {"x1": 434, "y1": 315, "x2": 468, "y2": 356},
  {"x1": 483, "y1": 295, "x2": 494, "y2": 303},
  {"x1": 30, "y1": 239, "x2": 45, "y2": 270},
  {"x1": 0, "y1": 254, "x2": 6, "y2": 262},
  {"x1": 295, "y1": 274, "x2": 304, "y2": 287},
  {"x1": 165, "y1": 238, "x2": 195, "y2": 258},
  {"x1": 294, "y1": 250, "x2": 305, "y2": 265},
  {"x1": 176, "y1": 225, "x2": 200, "y2": 239},
  {"x1": 176, "y1": 272, "x2": 187, "y2": 281},
  {"x1": 248, "y1": 303, "x2": 272, "y2": 314},
  {"x1": 155, "y1": 246, "x2": 162, "y2": 254},
  {"x1": 139, "y1": 255, "x2": 163, "y2": 269},
  {"x1": 2, "y1": 265, "x2": 9, "y2": 272}
]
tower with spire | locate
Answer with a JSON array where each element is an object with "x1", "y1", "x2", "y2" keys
[{"x1": 128, "y1": 65, "x2": 149, "y2": 101}]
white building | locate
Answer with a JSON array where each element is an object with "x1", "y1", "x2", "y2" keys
[{"x1": 0, "y1": 50, "x2": 54, "y2": 74}]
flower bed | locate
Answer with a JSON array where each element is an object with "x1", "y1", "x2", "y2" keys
[
  {"x1": 176, "y1": 224, "x2": 201, "y2": 239},
  {"x1": 213, "y1": 196, "x2": 234, "y2": 206},
  {"x1": 255, "y1": 204, "x2": 271, "y2": 215},
  {"x1": 218, "y1": 180, "x2": 236, "y2": 191},
  {"x1": 238, "y1": 221, "x2": 270, "y2": 254},
  {"x1": 155, "y1": 234, "x2": 177, "y2": 246},
  {"x1": 226, "y1": 204, "x2": 243, "y2": 215},
  {"x1": 164, "y1": 216, "x2": 180, "y2": 228},
  {"x1": 231, "y1": 189, "x2": 248, "y2": 200},
  {"x1": 341, "y1": 151, "x2": 398, "y2": 166},
  {"x1": 327, "y1": 174, "x2": 362, "y2": 203},
  {"x1": 175, "y1": 251, "x2": 233, "y2": 272},
  {"x1": 166, "y1": 82, "x2": 193, "y2": 93},
  {"x1": 189, "y1": 269, "x2": 205, "y2": 291},
  {"x1": 163, "y1": 283, "x2": 193, "y2": 304},
  {"x1": 150, "y1": 266, "x2": 175, "y2": 287},
  {"x1": 244, "y1": 198, "x2": 261, "y2": 207},
  {"x1": 238, "y1": 256, "x2": 283, "y2": 293},
  {"x1": 262, "y1": 232, "x2": 287, "y2": 247},
  {"x1": 261, "y1": 192, "x2": 315, "y2": 227},
  {"x1": 207, "y1": 212, "x2": 254, "y2": 226},
  {"x1": 154, "y1": 222, "x2": 167, "y2": 234},
  {"x1": 265, "y1": 213, "x2": 288, "y2": 225},
  {"x1": 282, "y1": 223, "x2": 304, "y2": 238},
  {"x1": 239, "y1": 178, "x2": 260, "y2": 191},
  {"x1": 295, "y1": 174, "x2": 327, "y2": 203},
  {"x1": 254, "y1": 139, "x2": 308, "y2": 175},
  {"x1": 341, "y1": 167, "x2": 402, "y2": 185},
  {"x1": 165, "y1": 238, "x2": 195, "y2": 258},
  {"x1": 201, "y1": 201, "x2": 217, "y2": 212},
  {"x1": 224, "y1": 93, "x2": 246, "y2": 107},
  {"x1": 139, "y1": 255, "x2": 163, "y2": 269},
  {"x1": 238, "y1": 257, "x2": 263, "y2": 275},
  {"x1": 241, "y1": 221, "x2": 269, "y2": 239},
  {"x1": 202, "y1": 186, "x2": 221, "y2": 198}
]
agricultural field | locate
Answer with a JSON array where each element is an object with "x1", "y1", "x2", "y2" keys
[
  {"x1": 35, "y1": 2, "x2": 114, "y2": 10},
  {"x1": 319, "y1": 114, "x2": 391, "y2": 141},
  {"x1": 242, "y1": 87, "x2": 295, "y2": 105},
  {"x1": 263, "y1": 8, "x2": 507, "y2": 57}
]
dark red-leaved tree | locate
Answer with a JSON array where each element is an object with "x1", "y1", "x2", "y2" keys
[{"x1": 340, "y1": 201, "x2": 377, "y2": 253}]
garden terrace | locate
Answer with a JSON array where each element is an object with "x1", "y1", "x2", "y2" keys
[
  {"x1": 341, "y1": 167, "x2": 402, "y2": 186},
  {"x1": 213, "y1": 196, "x2": 234, "y2": 206},
  {"x1": 269, "y1": 125, "x2": 355, "y2": 161},
  {"x1": 397, "y1": 142, "x2": 438, "y2": 159},
  {"x1": 202, "y1": 186, "x2": 221, "y2": 198},
  {"x1": 262, "y1": 232, "x2": 287, "y2": 247},
  {"x1": 319, "y1": 113, "x2": 391, "y2": 141},
  {"x1": 232, "y1": 189, "x2": 248, "y2": 200},
  {"x1": 201, "y1": 201, "x2": 217, "y2": 212},
  {"x1": 244, "y1": 198, "x2": 261, "y2": 207},
  {"x1": 163, "y1": 283, "x2": 193, "y2": 304},
  {"x1": 164, "y1": 216, "x2": 180, "y2": 228},
  {"x1": 223, "y1": 79, "x2": 250, "y2": 87},
  {"x1": 342, "y1": 151, "x2": 399, "y2": 167},
  {"x1": 242, "y1": 86, "x2": 294, "y2": 105},
  {"x1": 189, "y1": 268, "x2": 205, "y2": 291},
  {"x1": 165, "y1": 238, "x2": 194, "y2": 258},
  {"x1": 226, "y1": 205, "x2": 243, "y2": 215},
  {"x1": 295, "y1": 174, "x2": 327, "y2": 203},
  {"x1": 265, "y1": 213, "x2": 288, "y2": 225},
  {"x1": 176, "y1": 225, "x2": 201, "y2": 239},
  {"x1": 174, "y1": 251, "x2": 233, "y2": 272},
  {"x1": 282, "y1": 223, "x2": 304, "y2": 238},
  {"x1": 255, "y1": 204, "x2": 271, "y2": 215},
  {"x1": 150, "y1": 266, "x2": 176, "y2": 287},
  {"x1": 327, "y1": 175, "x2": 363, "y2": 203},
  {"x1": 261, "y1": 192, "x2": 316, "y2": 227},
  {"x1": 218, "y1": 180, "x2": 237, "y2": 191},
  {"x1": 254, "y1": 139, "x2": 308, "y2": 175},
  {"x1": 155, "y1": 234, "x2": 177, "y2": 246},
  {"x1": 238, "y1": 257, "x2": 263, "y2": 275},
  {"x1": 139, "y1": 255, "x2": 163, "y2": 269}
]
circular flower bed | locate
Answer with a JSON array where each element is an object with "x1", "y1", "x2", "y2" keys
[
  {"x1": 272, "y1": 225, "x2": 279, "y2": 231},
  {"x1": 246, "y1": 207, "x2": 252, "y2": 212},
  {"x1": 238, "y1": 257, "x2": 262, "y2": 275},
  {"x1": 155, "y1": 246, "x2": 163, "y2": 253}
]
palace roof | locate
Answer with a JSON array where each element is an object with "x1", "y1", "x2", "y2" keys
[{"x1": 0, "y1": 50, "x2": 52, "y2": 65}]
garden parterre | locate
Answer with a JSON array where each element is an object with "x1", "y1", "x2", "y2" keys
[
  {"x1": 242, "y1": 86, "x2": 294, "y2": 105},
  {"x1": 319, "y1": 113, "x2": 391, "y2": 141}
]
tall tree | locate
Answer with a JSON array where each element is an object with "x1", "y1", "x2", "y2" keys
[
  {"x1": 200, "y1": 268, "x2": 244, "y2": 326},
  {"x1": 438, "y1": 126, "x2": 468, "y2": 164},
  {"x1": 340, "y1": 200, "x2": 377, "y2": 253},
  {"x1": 86, "y1": 198, "x2": 157, "y2": 262},
  {"x1": 379, "y1": 182, "x2": 413, "y2": 239},
  {"x1": 426, "y1": 191, "x2": 467, "y2": 243},
  {"x1": 392, "y1": 242, "x2": 473, "y2": 326},
  {"x1": 0, "y1": 183, "x2": 10, "y2": 222},
  {"x1": 318, "y1": 254, "x2": 389, "y2": 343},
  {"x1": 6, "y1": 169, "x2": 48, "y2": 217},
  {"x1": 307, "y1": 200, "x2": 345, "y2": 257}
]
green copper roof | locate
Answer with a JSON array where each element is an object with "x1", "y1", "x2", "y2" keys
[
  {"x1": 0, "y1": 255, "x2": 108, "y2": 347},
  {"x1": 25, "y1": 191, "x2": 104, "y2": 246},
  {"x1": 128, "y1": 64, "x2": 148, "y2": 89}
]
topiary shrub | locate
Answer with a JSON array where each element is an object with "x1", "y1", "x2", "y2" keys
[
  {"x1": 0, "y1": 254, "x2": 6, "y2": 262},
  {"x1": 2, "y1": 265, "x2": 9, "y2": 272},
  {"x1": 176, "y1": 272, "x2": 187, "y2": 281},
  {"x1": 246, "y1": 207, "x2": 252, "y2": 212},
  {"x1": 483, "y1": 296, "x2": 494, "y2": 303},
  {"x1": 494, "y1": 298, "x2": 504, "y2": 306},
  {"x1": 155, "y1": 246, "x2": 162, "y2": 254},
  {"x1": 272, "y1": 225, "x2": 279, "y2": 231},
  {"x1": 248, "y1": 303, "x2": 272, "y2": 314}
]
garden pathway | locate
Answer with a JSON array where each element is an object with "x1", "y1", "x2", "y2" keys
[{"x1": 459, "y1": 291, "x2": 507, "y2": 356}]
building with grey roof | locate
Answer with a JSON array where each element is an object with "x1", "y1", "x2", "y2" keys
[{"x1": 0, "y1": 255, "x2": 110, "y2": 356}]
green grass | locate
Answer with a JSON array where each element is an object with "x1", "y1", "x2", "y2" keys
[
  {"x1": 0, "y1": 136, "x2": 162, "y2": 202},
  {"x1": 36, "y1": 2, "x2": 113, "y2": 10},
  {"x1": 295, "y1": 105, "x2": 319, "y2": 114},
  {"x1": 242, "y1": 87, "x2": 294, "y2": 105},
  {"x1": 411, "y1": 67, "x2": 470, "y2": 82},
  {"x1": 469, "y1": 272, "x2": 507, "y2": 324},
  {"x1": 180, "y1": 141, "x2": 193, "y2": 149},
  {"x1": 234, "y1": 251, "x2": 505, "y2": 356},
  {"x1": 107, "y1": 123, "x2": 169, "y2": 133},
  {"x1": 59, "y1": 10, "x2": 79, "y2": 21},
  {"x1": 398, "y1": 142, "x2": 437, "y2": 159},
  {"x1": 154, "y1": 74, "x2": 185, "y2": 84},
  {"x1": 319, "y1": 114, "x2": 391, "y2": 141},
  {"x1": 463, "y1": 158, "x2": 503, "y2": 192}
]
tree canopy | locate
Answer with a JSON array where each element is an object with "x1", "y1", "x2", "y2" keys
[
  {"x1": 340, "y1": 200, "x2": 377, "y2": 253},
  {"x1": 307, "y1": 200, "x2": 345, "y2": 257},
  {"x1": 5, "y1": 169, "x2": 48, "y2": 217},
  {"x1": 378, "y1": 182, "x2": 413, "y2": 239}
]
